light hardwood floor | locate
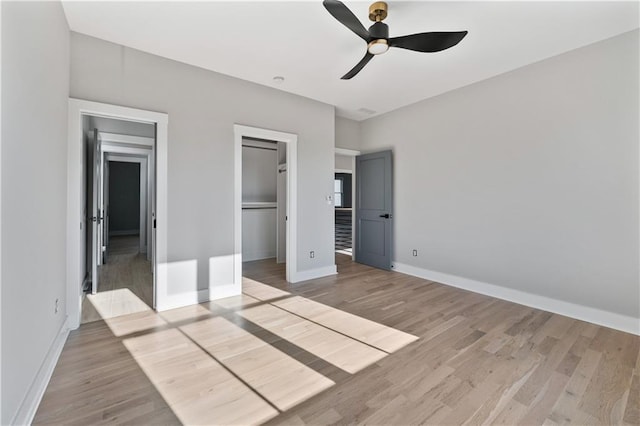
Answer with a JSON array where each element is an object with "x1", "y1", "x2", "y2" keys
[
  {"x1": 35, "y1": 254, "x2": 639, "y2": 425},
  {"x1": 81, "y1": 235, "x2": 153, "y2": 324}
]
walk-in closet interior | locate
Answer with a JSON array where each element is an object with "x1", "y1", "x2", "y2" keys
[{"x1": 242, "y1": 138, "x2": 287, "y2": 267}]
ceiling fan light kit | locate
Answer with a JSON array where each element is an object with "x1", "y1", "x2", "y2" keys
[
  {"x1": 323, "y1": 0, "x2": 468, "y2": 79},
  {"x1": 368, "y1": 39, "x2": 389, "y2": 55}
]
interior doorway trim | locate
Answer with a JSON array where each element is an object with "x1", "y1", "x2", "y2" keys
[
  {"x1": 335, "y1": 148, "x2": 360, "y2": 156},
  {"x1": 234, "y1": 124, "x2": 298, "y2": 284},
  {"x1": 335, "y1": 147, "x2": 360, "y2": 261},
  {"x1": 67, "y1": 99, "x2": 168, "y2": 330}
]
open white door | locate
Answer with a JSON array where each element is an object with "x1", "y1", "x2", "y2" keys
[
  {"x1": 276, "y1": 163, "x2": 287, "y2": 264},
  {"x1": 91, "y1": 129, "x2": 102, "y2": 294},
  {"x1": 102, "y1": 159, "x2": 109, "y2": 264},
  {"x1": 151, "y1": 137, "x2": 157, "y2": 307}
]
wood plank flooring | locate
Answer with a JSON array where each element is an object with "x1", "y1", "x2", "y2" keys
[
  {"x1": 81, "y1": 235, "x2": 153, "y2": 324},
  {"x1": 35, "y1": 254, "x2": 639, "y2": 425}
]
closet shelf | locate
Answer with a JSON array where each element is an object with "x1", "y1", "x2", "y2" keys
[{"x1": 242, "y1": 201, "x2": 277, "y2": 209}]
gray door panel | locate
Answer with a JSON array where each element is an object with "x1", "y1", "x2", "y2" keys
[{"x1": 355, "y1": 150, "x2": 392, "y2": 270}]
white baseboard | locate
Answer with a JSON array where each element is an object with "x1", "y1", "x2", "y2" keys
[
  {"x1": 291, "y1": 264, "x2": 337, "y2": 283},
  {"x1": 156, "y1": 284, "x2": 241, "y2": 311},
  {"x1": 393, "y1": 262, "x2": 640, "y2": 336},
  {"x1": 12, "y1": 317, "x2": 70, "y2": 425},
  {"x1": 243, "y1": 252, "x2": 276, "y2": 262}
]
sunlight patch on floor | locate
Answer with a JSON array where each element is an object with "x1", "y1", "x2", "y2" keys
[
  {"x1": 85, "y1": 288, "x2": 151, "y2": 322},
  {"x1": 105, "y1": 310, "x2": 167, "y2": 337},
  {"x1": 211, "y1": 293, "x2": 263, "y2": 310},
  {"x1": 123, "y1": 328, "x2": 279, "y2": 425},
  {"x1": 104, "y1": 278, "x2": 419, "y2": 424},
  {"x1": 274, "y1": 296, "x2": 419, "y2": 353},
  {"x1": 242, "y1": 277, "x2": 291, "y2": 300},
  {"x1": 159, "y1": 303, "x2": 214, "y2": 324},
  {"x1": 181, "y1": 316, "x2": 335, "y2": 411},
  {"x1": 237, "y1": 303, "x2": 388, "y2": 374}
]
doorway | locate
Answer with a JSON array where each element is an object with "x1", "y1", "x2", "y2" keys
[
  {"x1": 334, "y1": 172, "x2": 353, "y2": 255},
  {"x1": 240, "y1": 138, "x2": 287, "y2": 282},
  {"x1": 234, "y1": 125, "x2": 298, "y2": 287},
  {"x1": 81, "y1": 118, "x2": 155, "y2": 323},
  {"x1": 67, "y1": 99, "x2": 168, "y2": 330},
  {"x1": 335, "y1": 148, "x2": 359, "y2": 261}
]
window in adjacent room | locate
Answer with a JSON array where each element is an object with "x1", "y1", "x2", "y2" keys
[{"x1": 334, "y1": 178, "x2": 343, "y2": 207}]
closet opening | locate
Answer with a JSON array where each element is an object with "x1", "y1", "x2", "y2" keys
[
  {"x1": 234, "y1": 124, "x2": 297, "y2": 288},
  {"x1": 241, "y1": 137, "x2": 288, "y2": 282}
]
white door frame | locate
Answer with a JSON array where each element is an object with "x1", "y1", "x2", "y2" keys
[
  {"x1": 335, "y1": 148, "x2": 360, "y2": 261},
  {"x1": 234, "y1": 124, "x2": 298, "y2": 283},
  {"x1": 67, "y1": 99, "x2": 168, "y2": 330}
]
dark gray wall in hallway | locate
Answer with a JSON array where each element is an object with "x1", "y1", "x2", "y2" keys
[{"x1": 109, "y1": 161, "x2": 140, "y2": 234}]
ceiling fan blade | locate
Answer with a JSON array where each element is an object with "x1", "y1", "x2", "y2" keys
[
  {"x1": 389, "y1": 31, "x2": 468, "y2": 53},
  {"x1": 341, "y1": 52, "x2": 374, "y2": 80},
  {"x1": 323, "y1": 0, "x2": 370, "y2": 41}
]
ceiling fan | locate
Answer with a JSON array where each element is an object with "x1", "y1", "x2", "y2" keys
[{"x1": 323, "y1": 0, "x2": 468, "y2": 79}]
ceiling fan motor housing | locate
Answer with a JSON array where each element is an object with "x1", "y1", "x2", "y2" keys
[{"x1": 368, "y1": 22, "x2": 389, "y2": 40}]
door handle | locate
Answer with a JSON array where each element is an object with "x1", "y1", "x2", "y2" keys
[{"x1": 379, "y1": 213, "x2": 391, "y2": 219}]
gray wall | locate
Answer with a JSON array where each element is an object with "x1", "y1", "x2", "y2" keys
[
  {"x1": 335, "y1": 153, "x2": 353, "y2": 171},
  {"x1": 335, "y1": 116, "x2": 361, "y2": 150},
  {"x1": 1, "y1": 2, "x2": 70, "y2": 423},
  {"x1": 109, "y1": 161, "x2": 141, "y2": 234},
  {"x1": 360, "y1": 30, "x2": 639, "y2": 319},
  {"x1": 242, "y1": 144, "x2": 277, "y2": 203},
  {"x1": 70, "y1": 32, "x2": 336, "y2": 291}
]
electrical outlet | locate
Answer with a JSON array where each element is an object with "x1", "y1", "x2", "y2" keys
[
  {"x1": 310, "y1": 251, "x2": 315, "y2": 259},
  {"x1": 412, "y1": 249, "x2": 418, "y2": 257},
  {"x1": 55, "y1": 298, "x2": 59, "y2": 314}
]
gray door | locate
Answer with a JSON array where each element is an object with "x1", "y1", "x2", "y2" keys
[{"x1": 355, "y1": 150, "x2": 393, "y2": 270}]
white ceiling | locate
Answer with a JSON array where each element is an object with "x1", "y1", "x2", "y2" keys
[{"x1": 61, "y1": 1, "x2": 639, "y2": 121}]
